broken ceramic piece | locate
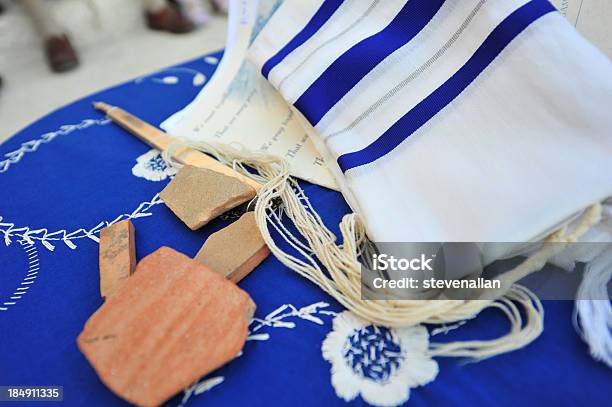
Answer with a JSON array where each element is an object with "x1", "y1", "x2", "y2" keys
[
  {"x1": 99, "y1": 220, "x2": 136, "y2": 299},
  {"x1": 195, "y1": 212, "x2": 270, "y2": 283},
  {"x1": 78, "y1": 246, "x2": 255, "y2": 407},
  {"x1": 159, "y1": 165, "x2": 256, "y2": 230}
]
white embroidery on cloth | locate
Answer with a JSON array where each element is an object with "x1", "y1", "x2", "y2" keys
[
  {"x1": 179, "y1": 377, "x2": 225, "y2": 407},
  {"x1": 322, "y1": 311, "x2": 438, "y2": 407},
  {"x1": 0, "y1": 119, "x2": 110, "y2": 174},
  {"x1": 248, "y1": 301, "x2": 337, "y2": 340},
  {"x1": 134, "y1": 67, "x2": 207, "y2": 87},
  {"x1": 0, "y1": 117, "x2": 168, "y2": 250},
  {"x1": 178, "y1": 305, "x2": 439, "y2": 406},
  {"x1": 0, "y1": 241, "x2": 39, "y2": 312},
  {"x1": 131, "y1": 149, "x2": 177, "y2": 181},
  {"x1": 0, "y1": 193, "x2": 163, "y2": 250},
  {"x1": 179, "y1": 302, "x2": 336, "y2": 406},
  {"x1": 204, "y1": 56, "x2": 220, "y2": 65}
]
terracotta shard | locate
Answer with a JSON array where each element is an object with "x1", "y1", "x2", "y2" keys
[
  {"x1": 77, "y1": 247, "x2": 255, "y2": 407},
  {"x1": 159, "y1": 165, "x2": 256, "y2": 230},
  {"x1": 195, "y1": 212, "x2": 270, "y2": 283},
  {"x1": 99, "y1": 220, "x2": 136, "y2": 299}
]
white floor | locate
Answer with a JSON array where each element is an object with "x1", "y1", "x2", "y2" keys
[{"x1": 0, "y1": 0, "x2": 227, "y2": 142}]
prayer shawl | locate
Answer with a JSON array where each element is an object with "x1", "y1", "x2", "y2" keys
[
  {"x1": 249, "y1": 0, "x2": 612, "y2": 247},
  {"x1": 233, "y1": 0, "x2": 612, "y2": 368}
]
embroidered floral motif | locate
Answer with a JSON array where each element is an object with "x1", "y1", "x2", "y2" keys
[
  {"x1": 0, "y1": 118, "x2": 109, "y2": 174},
  {"x1": 1, "y1": 193, "x2": 163, "y2": 250},
  {"x1": 134, "y1": 67, "x2": 206, "y2": 87},
  {"x1": 179, "y1": 302, "x2": 336, "y2": 406},
  {"x1": 322, "y1": 311, "x2": 438, "y2": 407},
  {"x1": 131, "y1": 149, "x2": 177, "y2": 182}
]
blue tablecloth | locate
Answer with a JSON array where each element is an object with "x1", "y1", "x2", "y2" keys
[{"x1": 0, "y1": 51, "x2": 609, "y2": 406}]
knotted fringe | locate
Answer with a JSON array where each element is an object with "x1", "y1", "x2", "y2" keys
[
  {"x1": 574, "y1": 248, "x2": 612, "y2": 368},
  {"x1": 162, "y1": 140, "x2": 602, "y2": 360}
]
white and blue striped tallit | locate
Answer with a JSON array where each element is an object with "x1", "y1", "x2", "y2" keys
[{"x1": 249, "y1": 0, "x2": 612, "y2": 247}]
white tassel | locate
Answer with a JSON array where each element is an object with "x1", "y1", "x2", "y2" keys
[
  {"x1": 574, "y1": 248, "x2": 612, "y2": 368},
  {"x1": 161, "y1": 139, "x2": 603, "y2": 360}
]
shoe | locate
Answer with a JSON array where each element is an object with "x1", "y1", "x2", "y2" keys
[
  {"x1": 44, "y1": 34, "x2": 79, "y2": 73},
  {"x1": 209, "y1": 0, "x2": 228, "y2": 14},
  {"x1": 146, "y1": 5, "x2": 194, "y2": 34}
]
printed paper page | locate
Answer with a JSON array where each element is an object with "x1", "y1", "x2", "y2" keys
[
  {"x1": 162, "y1": 0, "x2": 337, "y2": 190},
  {"x1": 551, "y1": 0, "x2": 612, "y2": 58}
]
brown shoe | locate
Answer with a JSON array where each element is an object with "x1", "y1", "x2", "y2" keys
[
  {"x1": 146, "y1": 5, "x2": 194, "y2": 34},
  {"x1": 44, "y1": 35, "x2": 79, "y2": 73}
]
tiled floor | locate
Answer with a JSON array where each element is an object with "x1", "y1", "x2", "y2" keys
[{"x1": 0, "y1": 0, "x2": 227, "y2": 143}]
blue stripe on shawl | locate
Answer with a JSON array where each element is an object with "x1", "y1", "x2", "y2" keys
[
  {"x1": 261, "y1": 0, "x2": 344, "y2": 79},
  {"x1": 337, "y1": 0, "x2": 556, "y2": 172},
  {"x1": 295, "y1": 0, "x2": 446, "y2": 125}
]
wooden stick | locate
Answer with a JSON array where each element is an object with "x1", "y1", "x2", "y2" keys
[{"x1": 93, "y1": 102, "x2": 262, "y2": 192}]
